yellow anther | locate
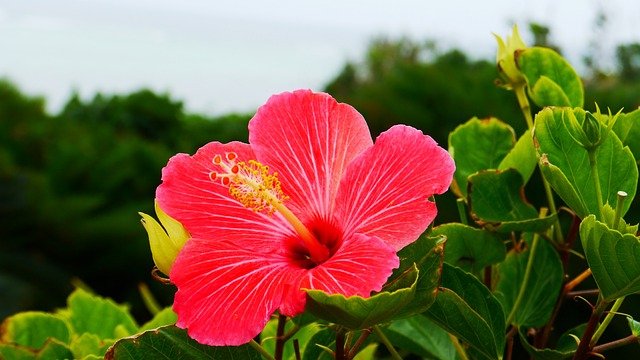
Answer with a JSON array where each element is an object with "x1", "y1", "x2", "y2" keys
[
  {"x1": 228, "y1": 160, "x2": 288, "y2": 215},
  {"x1": 210, "y1": 153, "x2": 329, "y2": 264},
  {"x1": 210, "y1": 157, "x2": 288, "y2": 216}
]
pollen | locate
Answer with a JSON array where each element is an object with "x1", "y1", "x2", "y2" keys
[{"x1": 210, "y1": 153, "x2": 288, "y2": 216}]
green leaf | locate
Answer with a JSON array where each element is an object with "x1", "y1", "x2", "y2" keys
[
  {"x1": 34, "y1": 339, "x2": 73, "y2": 360},
  {"x1": 628, "y1": 317, "x2": 640, "y2": 337},
  {"x1": 448, "y1": 117, "x2": 516, "y2": 197},
  {"x1": 424, "y1": 264, "x2": 505, "y2": 360},
  {"x1": 580, "y1": 215, "x2": 640, "y2": 301},
  {"x1": 301, "y1": 326, "x2": 337, "y2": 360},
  {"x1": 385, "y1": 315, "x2": 461, "y2": 360},
  {"x1": 104, "y1": 325, "x2": 261, "y2": 359},
  {"x1": 390, "y1": 235, "x2": 445, "y2": 318},
  {"x1": 535, "y1": 107, "x2": 638, "y2": 218},
  {"x1": 601, "y1": 203, "x2": 639, "y2": 235},
  {"x1": 468, "y1": 169, "x2": 556, "y2": 232},
  {"x1": 612, "y1": 108, "x2": 640, "y2": 163},
  {"x1": 432, "y1": 223, "x2": 505, "y2": 273},
  {"x1": 517, "y1": 47, "x2": 584, "y2": 107},
  {"x1": 494, "y1": 234, "x2": 563, "y2": 327},
  {"x1": 0, "y1": 339, "x2": 74, "y2": 360},
  {"x1": 0, "y1": 343, "x2": 34, "y2": 360},
  {"x1": 498, "y1": 129, "x2": 537, "y2": 185},
  {"x1": 517, "y1": 324, "x2": 583, "y2": 360},
  {"x1": 0, "y1": 312, "x2": 71, "y2": 348},
  {"x1": 69, "y1": 333, "x2": 113, "y2": 359},
  {"x1": 353, "y1": 343, "x2": 377, "y2": 359},
  {"x1": 305, "y1": 264, "x2": 419, "y2": 330},
  {"x1": 61, "y1": 288, "x2": 138, "y2": 339},
  {"x1": 139, "y1": 306, "x2": 177, "y2": 331}
]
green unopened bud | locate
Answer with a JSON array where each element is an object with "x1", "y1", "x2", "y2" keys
[
  {"x1": 494, "y1": 25, "x2": 528, "y2": 89},
  {"x1": 563, "y1": 108, "x2": 589, "y2": 148},
  {"x1": 582, "y1": 111, "x2": 601, "y2": 149},
  {"x1": 139, "y1": 200, "x2": 190, "y2": 276}
]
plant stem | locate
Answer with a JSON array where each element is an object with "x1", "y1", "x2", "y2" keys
[
  {"x1": 613, "y1": 191, "x2": 627, "y2": 229},
  {"x1": 514, "y1": 83, "x2": 564, "y2": 244},
  {"x1": 293, "y1": 339, "x2": 301, "y2": 360},
  {"x1": 250, "y1": 339, "x2": 276, "y2": 360},
  {"x1": 348, "y1": 329, "x2": 372, "y2": 359},
  {"x1": 592, "y1": 334, "x2": 639, "y2": 354},
  {"x1": 538, "y1": 267, "x2": 592, "y2": 348},
  {"x1": 590, "y1": 296, "x2": 626, "y2": 347},
  {"x1": 565, "y1": 269, "x2": 593, "y2": 293},
  {"x1": 566, "y1": 289, "x2": 600, "y2": 298},
  {"x1": 543, "y1": 179, "x2": 564, "y2": 245},
  {"x1": 587, "y1": 149, "x2": 605, "y2": 221},
  {"x1": 484, "y1": 265, "x2": 492, "y2": 290},
  {"x1": 560, "y1": 214, "x2": 581, "y2": 269},
  {"x1": 456, "y1": 198, "x2": 469, "y2": 225},
  {"x1": 506, "y1": 228, "x2": 542, "y2": 325},
  {"x1": 448, "y1": 333, "x2": 470, "y2": 360},
  {"x1": 505, "y1": 336, "x2": 514, "y2": 360},
  {"x1": 372, "y1": 325, "x2": 402, "y2": 360},
  {"x1": 335, "y1": 327, "x2": 346, "y2": 360},
  {"x1": 275, "y1": 314, "x2": 287, "y2": 360},
  {"x1": 138, "y1": 282, "x2": 162, "y2": 315},
  {"x1": 572, "y1": 295, "x2": 610, "y2": 360},
  {"x1": 514, "y1": 85, "x2": 533, "y2": 129}
]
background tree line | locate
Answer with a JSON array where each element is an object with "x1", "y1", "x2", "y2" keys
[{"x1": 2, "y1": 25, "x2": 640, "y2": 324}]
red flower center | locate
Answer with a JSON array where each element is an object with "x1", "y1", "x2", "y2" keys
[{"x1": 286, "y1": 217, "x2": 343, "y2": 269}]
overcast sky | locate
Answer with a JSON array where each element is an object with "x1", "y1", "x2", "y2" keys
[{"x1": 1, "y1": 0, "x2": 639, "y2": 115}]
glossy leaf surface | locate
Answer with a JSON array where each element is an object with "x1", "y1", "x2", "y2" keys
[
  {"x1": 580, "y1": 215, "x2": 640, "y2": 301},
  {"x1": 448, "y1": 117, "x2": 515, "y2": 198},
  {"x1": 468, "y1": 169, "x2": 556, "y2": 232},
  {"x1": 518, "y1": 47, "x2": 584, "y2": 108},
  {"x1": 385, "y1": 315, "x2": 460, "y2": 360},
  {"x1": 104, "y1": 325, "x2": 261, "y2": 360},
  {"x1": 425, "y1": 264, "x2": 505, "y2": 360},
  {"x1": 433, "y1": 223, "x2": 505, "y2": 273},
  {"x1": 495, "y1": 235, "x2": 563, "y2": 327}
]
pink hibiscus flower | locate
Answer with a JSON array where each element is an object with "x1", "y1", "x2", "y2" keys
[{"x1": 157, "y1": 89, "x2": 455, "y2": 346}]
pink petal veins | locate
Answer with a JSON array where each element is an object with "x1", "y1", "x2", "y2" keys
[
  {"x1": 156, "y1": 141, "x2": 294, "y2": 253},
  {"x1": 171, "y1": 238, "x2": 303, "y2": 346},
  {"x1": 334, "y1": 125, "x2": 455, "y2": 251},
  {"x1": 249, "y1": 89, "x2": 373, "y2": 223}
]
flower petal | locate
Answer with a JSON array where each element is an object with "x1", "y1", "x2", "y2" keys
[
  {"x1": 249, "y1": 90, "x2": 373, "y2": 223},
  {"x1": 279, "y1": 233, "x2": 399, "y2": 316},
  {"x1": 171, "y1": 238, "x2": 300, "y2": 346},
  {"x1": 334, "y1": 125, "x2": 455, "y2": 251},
  {"x1": 156, "y1": 141, "x2": 294, "y2": 252}
]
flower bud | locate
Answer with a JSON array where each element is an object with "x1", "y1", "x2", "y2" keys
[
  {"x1": 139, "y1": 200, "x2": 190, "y2": 276},
  {"x1": 582, "y1": 111, "x2": 601, "y2": 149},
  {"x1": 494, "y1": 25, "x2": 528, "y2": 89}
]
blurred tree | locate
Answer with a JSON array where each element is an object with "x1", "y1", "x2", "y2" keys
[
  {"x1": 0, "y1": 81, "x2": 250, "y2": 320},
  {"x1": 583, "y1": 9, "x2": 608, "y2": 79},
  {"x1": 616, "y1": 43, "x2": 640, "y2": 82},
  {"x1": 529, "y1": 22, "x2": 562, "y2": 54}
]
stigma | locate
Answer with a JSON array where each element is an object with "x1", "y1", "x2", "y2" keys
[{"x1": 210, "y1": 152, "x2": 288, "y2": 216}]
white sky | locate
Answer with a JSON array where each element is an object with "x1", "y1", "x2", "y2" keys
[{"x1": 1, "y1": 0, "x2": 639, "y2": 115}]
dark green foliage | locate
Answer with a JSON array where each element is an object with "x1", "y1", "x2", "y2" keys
[{"x1": 0, "y1": 79, "x2": 250, "y2": 319}]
